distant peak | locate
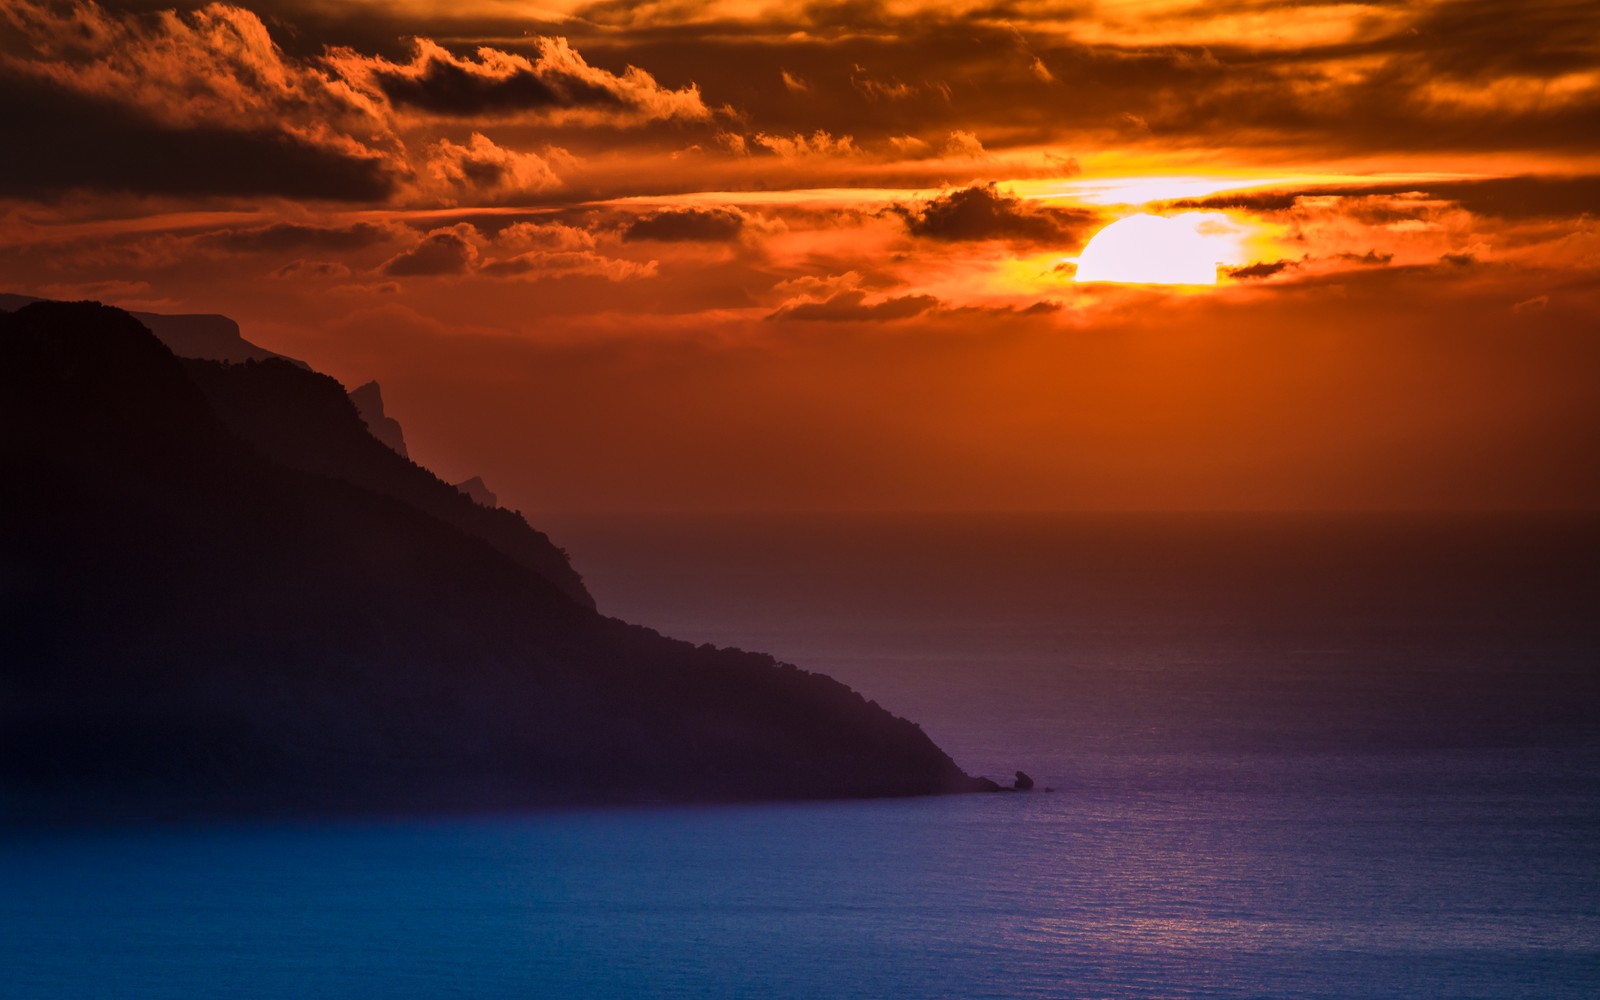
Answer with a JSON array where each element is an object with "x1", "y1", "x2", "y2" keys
[
  {"x1": 346, "y1": 380, "x2": 409, "y2": 458},
  {"x1": 454, "y1": 476, "x2": 498, "y2": 508},
  {"x1": 349, "y1": 380, "x2": 385, "y2": 412}
]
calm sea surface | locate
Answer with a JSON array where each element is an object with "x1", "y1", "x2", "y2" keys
[{"x1": 5, "y1": 513, "x2": 1598, "y2": 998}]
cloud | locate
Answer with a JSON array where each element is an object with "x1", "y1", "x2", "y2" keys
[
  {"x1": 851, "y1": 65, "x2": 917, "y2": 102},
  {"x1": 0, "y1": 0, "x2": 400, "y2": 202},
  {"x1": 940, "y1": 300, "x2": 1063, "y2": 319},
  {"x1": 1171, "y1": 175, "x2": 1600, "y2": 221},
  {"x1": 534, "y1": 1, "x2": 1600, "y2": 159},
  {"x1": 896, "y1": 183, "x2": 1096, "y2": 244},
  {"x1": 1336, "y1": 250, "x2": 1395, "y2": 266},
  {"x1": 622, "y1": 208, "x2": 746, "y2": 242},
  {"x1": 272, "y1": 259, "x2": 353, "y2": 280},
  {"x1": 496, "y1": 222, "x2": 597, "y2": 252},
  {"x1": 478, "y1": 250, "x2": 657, "y2": 282},
  {"x1": 943, "y1": 130, "x2": 985, "y2": 158},
  {"x1": 330, "y1": 37, "x2": 711, "y2": 124},
  {"x1": 198, "y1": 223, "x2": 397, "y2": 254},
  {"x1": 0, "y1": 0, "x2": 387, "y2": 139},
  {"x1": 371, "y1": 217, "x2": 652, "y2": 278},
  {"x1": 0, "y1": 1, "x2": 713, "y2": 204},
  {"x1": 0, "y1": 73, "x2": 396, "y2": 200},
  {"x1": 421, "y1": 132, "x2": 564, "y2": 202},
  {"x1": 1045, "y1": 153, "x2": 1081, "y2": 176},
  {"x1": 379, "y1": 226, "x2": 480, "y2": 277},
  {"x1": 374, "y1": 222, "x2": 651, "y2": 281},
  {"x1": 1224, "y1": 260, "x2": 1298, "y2": 280},
  {"x1": 749, "y1": 130, "x2": 858, "y2": 157},
  {"x1": 888, "y1": 134, "x2": 932, "y2": 156},
  {"x1": 768, "y1": 290, "x2": 939, "y2": 322}
]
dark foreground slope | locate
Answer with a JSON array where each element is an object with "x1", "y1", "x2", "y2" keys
[{"x1": 0, "y1": 302, "x2": 981, "y2": 820}]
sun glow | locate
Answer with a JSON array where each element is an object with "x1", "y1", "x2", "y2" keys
[{"x1": 1074, "y1": 213, "x2": 1238, "y2": 285}]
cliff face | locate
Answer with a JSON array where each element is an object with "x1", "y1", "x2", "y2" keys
[
  {"x1": 0, "y1": 301, "x2": 980, "y2": 819},
  {"x1": 346, "y1": 380, "x2": 410, "y2": 458}
]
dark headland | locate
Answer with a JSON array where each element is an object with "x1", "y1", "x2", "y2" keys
[{"x1": 0, "y1": 300, "x2": 993, "y2": 822}]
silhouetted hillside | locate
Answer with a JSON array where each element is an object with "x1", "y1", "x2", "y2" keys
[
  {"x1": 0, "y1": 301, "x2": 981, "y2": 820},
  {"x1": 179, "y1": 356, "x2": 594, "y2": 608},
  {"x1": 0, "y1": 292, "x2": 304, "y2": 366},
  {"x1": 0, "y1": 295, "x2": 579, "y2": 602}
]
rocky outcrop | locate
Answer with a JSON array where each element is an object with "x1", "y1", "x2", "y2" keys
[
  {"x1": 455, "y1": 476, "x2": 497, "y2": 507},
  {"x1": 347, "y1": 380, "x2": 410, "y2": 458}
]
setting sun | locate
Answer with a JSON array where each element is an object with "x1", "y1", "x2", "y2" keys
[{"x1": 1074, "y1": 213, "x2": 1226, "y2": 285}]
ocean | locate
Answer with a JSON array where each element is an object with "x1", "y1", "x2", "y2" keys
[{"x1": 5, "y1": 513, "x2": 1598, "y2": 997}]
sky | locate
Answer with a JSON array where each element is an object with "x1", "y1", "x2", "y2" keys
[{"x1": 3, "y1": 0, "x2": 1598, "y2": 512}]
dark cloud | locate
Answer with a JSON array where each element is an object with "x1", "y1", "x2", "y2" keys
[
  {"x1": 476, "y1": 250, "x2": 654, "y2": 281},
  {"x1": 379, "y1": 228, "x2": 479, "y2": 276},
  {"x1": 1427, "y1": 175, "x2": 1600, "y2": 221},
  {"x1": 569, "y1": 22, "x2": 1063, "y2": 151},
  {"x1": 557, "y1": 0, "x2": 1600, "y2": 157},
  {"x1": 0, "y1": 74, "x2": 396, "y2": 201},
  {"x1": 199, "y1": 223, "x2": 396, "y2": 254},
  {"x1": 1165, "y1": 192, "x2": 1304, "y2": 213},
  {"x1": 939, "y1": 300, "x2": 1064, "y2": 319},
  {"x1": 332, "y1": 38, "x2": 710, "y2": 122},
  {"x1": 897, "y1": 183, "x2": 1095, "y2": 244},
  {"x1": 272, "y1": 259, "x2": 353, "y2": 280},
  {"x1": 1170, "y1": 176, "x2": 1600, "y2": 222},
  {"x1": 768, "y1": 290, "x2": 939, "y2": 322},
  {"x1": 12, "y1": 0, "x2": 1596, "y2": 222},
  {"x1": 6, "y1": 0, "x2": 1597, "y2": 219},
  {"x1": 1441, "y1": 251, "x2": 1479, "y2": 267},
  {"x1": 622, "y1": 208, "x2": 746, "y2": 242},
  {"x1": 1225, "y1": 260, "x2": 1298, "y2": 280},
  {"x1": 370, "y1": 46, "x2": 620, "y2": 115},
  {"x1": 1404, "y1": 0, "x2": 1600, "y2": 80},
  {"x1": 1337, "y1": 250, "x2": 1395, "y2": 266}
]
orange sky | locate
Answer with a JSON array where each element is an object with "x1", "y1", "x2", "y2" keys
[{"x1": 3, "y1": 0, "x2": 1598, "y2": 511}]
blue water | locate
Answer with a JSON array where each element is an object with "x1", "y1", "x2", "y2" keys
[{"x1": 5, "y1": 514, "x2": 1599, "y2": 997}]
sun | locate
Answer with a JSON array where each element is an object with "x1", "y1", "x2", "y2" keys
[{"x1": 1073, "y1": 213, "x2": 1224, "y2": 285}]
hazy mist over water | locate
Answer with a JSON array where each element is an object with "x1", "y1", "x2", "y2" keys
[
  {"x1": 6, "y1": 512, "x2": 1598, "y2": 997},
  {"x1": 543, "y1": 512, "x2": 1600, "y2": 787}
]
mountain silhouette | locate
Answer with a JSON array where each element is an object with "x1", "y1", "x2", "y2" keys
[
  {"x1": 1, "y1": 301, "x2": 983, "y2": 820},
  {"x1": 0, "y1": 292, "x2": 305, "y2": 367},
  {"x1": 454, "y1": 476, "x2": 498, "y2": 507},
  {"x1": 347, "y1": 380, "x2": 410, "y2": 458}
]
